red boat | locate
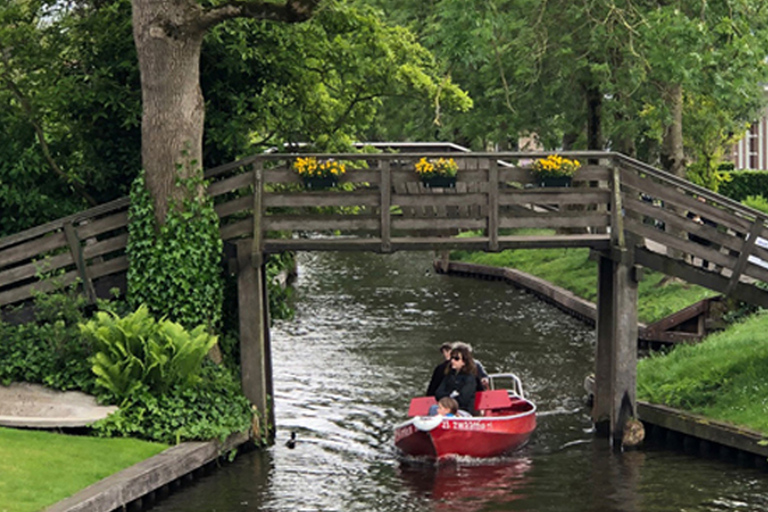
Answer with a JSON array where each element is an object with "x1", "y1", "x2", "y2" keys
[{"x1": 394, "y1": 373, "x2": 536, "y2": 460}]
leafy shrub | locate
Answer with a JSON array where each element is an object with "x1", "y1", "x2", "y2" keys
[
  {"x1": 742, "y1": 195, "x2": 768, "y2": 215},
  {"x1": 718, "y1": 171, "x2": 768, "y2": 202},
  {"x1": 92, "y1": 362, "x2": 254, "y2": 444},
  {"x1": 0, "y1": 290, "x2": 96, "y2": 392},
  {"x1": 81, "y1": 305, "x2": 217, "y2": 403}
]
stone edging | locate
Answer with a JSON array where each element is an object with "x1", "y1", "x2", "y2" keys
[{"x1": 45, "y1": 431, "x2": 251, "y2": 512}]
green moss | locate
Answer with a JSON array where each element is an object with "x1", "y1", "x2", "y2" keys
[{"x1": 0, "y1": 427, "x2": 167, "y2": 512}]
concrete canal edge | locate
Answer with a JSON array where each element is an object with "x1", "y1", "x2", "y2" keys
[
  {"x1": 437, "y1": 259, "x2": 768, "y2": 467},
  {"x1": 45, "y1": 431, "x2": 251, "y2": 512}
]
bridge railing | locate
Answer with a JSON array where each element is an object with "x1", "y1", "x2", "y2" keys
[
  {"x1": 617, "y1": 154, "x2": 768, "y2": 293},
  {"x1": 5, "y1": 150, "x2": 768, "y2": 312}
]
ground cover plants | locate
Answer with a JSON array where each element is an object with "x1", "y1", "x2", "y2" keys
[
  {"x1": 0, "y1": 426, "x2": 167, "y2": 512},
  {"x1": 451, "y1": 231, "x2": 717, "y2": 324}
]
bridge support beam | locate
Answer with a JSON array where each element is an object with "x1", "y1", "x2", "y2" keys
[
  {"x1": 593, "y1": 249, "x2": 639, "y2": 446},
  {"x1": 236, "y1": 239, "x2": 274, "y2": 441}
]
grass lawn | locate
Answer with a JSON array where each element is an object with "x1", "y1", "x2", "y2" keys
[
  {"x1": 452, "y1": 233, "x2": 717, "y2": 324},
  {"x1": 637, "y1": 311, "x2": 768, "y2": 434},
  {"x1": 0, "y1": 427, "x2": 167, "y2": 512}
]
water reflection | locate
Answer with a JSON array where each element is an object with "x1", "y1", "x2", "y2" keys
[{"x1": 398, "y1": 458, "x2": 532, "y2": 510}]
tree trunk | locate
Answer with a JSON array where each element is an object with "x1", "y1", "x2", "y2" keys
[
  {"x1": 660, "y1": 83, "x2": 686, "y2": 260},
  {"x1": 132, "y1": 0, "x2": 206, "y2": 223}
]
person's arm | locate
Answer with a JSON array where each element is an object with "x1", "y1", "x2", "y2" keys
[
  {"x1": 475, "y1": 361, "x2": 490, "y2": 390},
  {"x1": 426, "y1": 365, "x2": 443, "y2": 396}
]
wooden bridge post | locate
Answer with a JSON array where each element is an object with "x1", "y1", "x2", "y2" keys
[
  {"x1": 593, "y1": 249, "x2": 639, "y2": 446},
  {"x1": 234, "y1": 161, "x2": 274, "y2": 440}
]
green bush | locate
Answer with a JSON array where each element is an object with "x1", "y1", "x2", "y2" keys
[
  {"x1": 81, "y1": 305, "x2": 217, "y2": 403},
  {"x1": 742, "y1": 195, "x2": 768, "y2": 215},
  {"x1": 92, "y1": 362, "x2": 254, "y2": 444},
  {"x1": 718, "y1": 170, "x2": 768, "y2": 202},
  {"x1": 0, "y1": 290, "x2": 95, "y2": 392}
]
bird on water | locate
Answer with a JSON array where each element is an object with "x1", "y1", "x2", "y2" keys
[{"x1": 286, "y1": 431, "x2": 297, "y2": 449}]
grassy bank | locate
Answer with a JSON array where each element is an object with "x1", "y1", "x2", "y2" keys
[
  {"x1": 637, "y1": 311, "x2": 768, "y2": 433},
  {"x1": 0, "y1": 427, "x2": 167, "y2": 512},
  {"x1": 452, "y1": 242, "x2": 716, "y2": 324}
]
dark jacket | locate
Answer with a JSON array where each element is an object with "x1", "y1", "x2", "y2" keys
[
  {"x1": 426, "y1": 360, "x2": 450, "y2": 397},
  {"x1": 435, "y1": 371, "x2": 478, "y2": 413}
]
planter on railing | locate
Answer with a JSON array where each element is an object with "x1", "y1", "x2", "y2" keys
[
  {"x1": 420, "y1": 176, "x2": 457, "y2": 189},
  {"x1": 539, "y1": 176, "x2": 572, "y2": 188},
  {"x1": 302, "y1": 176, "x2": 339, "y2": 190}
]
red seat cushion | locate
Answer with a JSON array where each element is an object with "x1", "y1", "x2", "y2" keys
[
  {"x1": 408, "y1": 396, "x2": 437, "y2": 417},
  {"x1": 474, "y1": 389, "x2": 513, "y2": 411}
]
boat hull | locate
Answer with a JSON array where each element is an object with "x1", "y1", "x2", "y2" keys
[{"x1": 394, "y1": 410, "x2": 536, "y2": 459}]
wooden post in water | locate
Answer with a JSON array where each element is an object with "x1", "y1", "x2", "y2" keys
[
  {"x1": 593, "y1": 249, "x2": 639, "y2": 446},
  {"x1": 234, "y1": 161, "x2": 274, "y2": 441}
]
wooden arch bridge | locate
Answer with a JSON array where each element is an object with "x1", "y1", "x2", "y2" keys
[{"x1": 3, "y1": 149, "x2": 768, "y2": 444}]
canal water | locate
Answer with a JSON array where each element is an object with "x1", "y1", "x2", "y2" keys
[{"x1": 153, "y1": 251, "x2": 768, "y2": 511}]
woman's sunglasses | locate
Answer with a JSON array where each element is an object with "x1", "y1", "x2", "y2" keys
[{"x1": 451, "y1": 355, "x2": 463, "y2": 361}]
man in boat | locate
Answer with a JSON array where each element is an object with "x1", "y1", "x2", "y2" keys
[{"x1": 425, "y1": 342, "x2": 453, "y2": 397}]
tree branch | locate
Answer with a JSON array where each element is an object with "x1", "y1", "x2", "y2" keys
[
  {"x1": 0, "y1": 69, "x2": 98, "y2": 206},
  {"x1": 197, "y1": 0, "x2": 321, "y2": 32}
]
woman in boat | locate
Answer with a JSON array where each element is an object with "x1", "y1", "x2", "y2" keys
[{"x1": 434, "y1": 345, "x2": 478, "y2": 414}]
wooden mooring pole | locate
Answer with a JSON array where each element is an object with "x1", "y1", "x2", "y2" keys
[{"x1": 593, "y1": 249, "x2": 639, "y2": 446}]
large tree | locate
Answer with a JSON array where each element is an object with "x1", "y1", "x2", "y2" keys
[{"x1": 132, "y1": 0, "x2": 319, "y2": 221}]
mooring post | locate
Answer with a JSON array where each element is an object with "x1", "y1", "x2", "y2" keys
[{"x1": 594, "y1": 249, "x2": 639, "y2": 446}]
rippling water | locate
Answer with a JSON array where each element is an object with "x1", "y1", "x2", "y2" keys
[{"x1": 152, "y1": 251, "x2": 768, "y2": 512}]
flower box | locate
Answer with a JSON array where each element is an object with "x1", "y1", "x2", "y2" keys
[
  {"x1": 302, "y1": 175, "x2": 338, "y2": 190},
  {"x1": 293, "y1": 157, "x2": 346, "y2": 190},
  {"x1": 539, "y1": 176, "x2": 572, "y2": 188},
  {"x1": 421, "y1": 176, "x2": 457, "y2": 188},
  {"x1": 531, "y1": 155, "x2": 580, "y2": 188},
  {"x1": 414, "y1": 157, "x2": 459, "y2": 188}
]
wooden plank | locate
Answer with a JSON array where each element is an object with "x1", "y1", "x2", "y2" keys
[
  {"x1": 75, "y1": 212, "x2": 129, "y2": 240},
  {"x1": 637, "y1": 402, "x2": 768, "y2": 458},
  {"x1": 0, "y1": 232, "x2": 68, "y2": 269},
  {"x1": 380, "y1": 160, "x2": 391, "y2": 252},
  {"x1": 63, "y1": 223, "x2": 96, "y2": 303},
  {"x1": 0, "y1": 197, "x2": 128, "y2": 251},
  {"x1": 220, "y1": 218, "x2": 254, "y2": 241},
  {"x1": 0, "y1": 251, "x2": 74, "y2": 288},
  {"x1": 499, "y1": 214, "x2": 610, "y2": 229},
  {"x1": 83, "y1": 234, "x2": 128, "y2": 261},
  {"x1": 215, "y1": 196, "x2": 251, "y2": 219},
  {"x1": 263, "y1": 168, "x2": 380, "y2": 184},
  {"x1": 643, "y1": 300, "x2": 707, "y2": 337},
  {"x1": 727, "y1": 218, "x2": 765, "y2": 294},
  {"x1": 264, "y1": 216, "x2": 379, "y2": 231},
  {"x1": 264, "y1": 191, "x2": 380, "y2": 208},
  {"x1": 391, "y1": 218, "x2": 485, "y2": 230},
  {"x1": 252, "y1": 162, "x2": 264, "y2": 259},
  {"x1": 500, "y1": 190, "x2": 610, "y2": 206},
  {"x1": 88, "y1": 255, "x2": 129, "y2": 280},
  {"x1": 391, "y1": 193, "x2": 484, "y2": 207},
  {"x1": 625, "y1": 217, "x2": 736, "y2": 269},
  {"x1": 0, "y1": 268, "x2": 79, "y2": 307},
  {"x1": 488, "y1": 160, "x2": 499, "y2": 251},
  {"x1": 624, "y1": 196, "x2": 742, "y2": 252},
  {"x1": 207, "y1": 170, "x2": 254, "y2": 197},
  {"x1": 621, "y1": 171, "x2": 753, "y2": 233}
]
